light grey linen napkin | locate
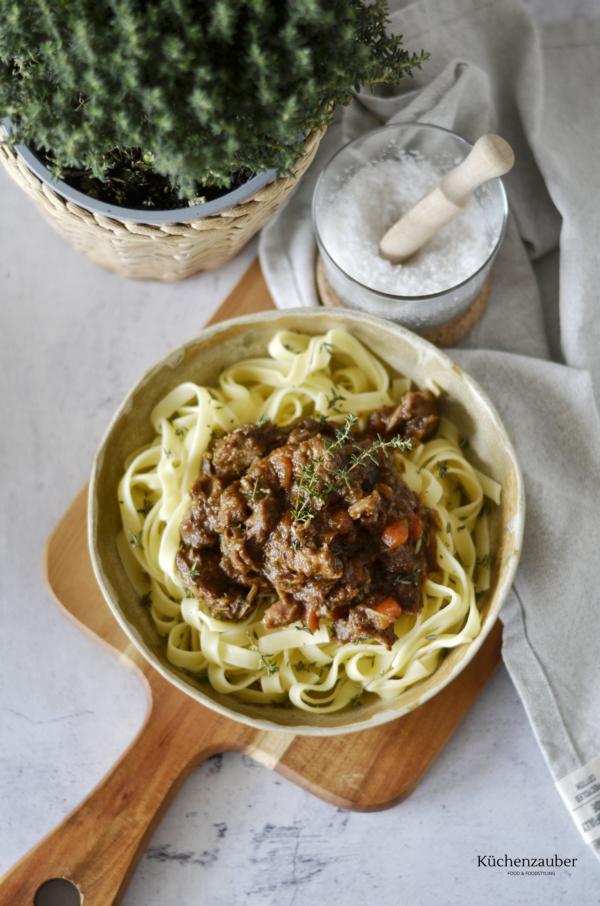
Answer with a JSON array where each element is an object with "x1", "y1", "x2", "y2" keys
[{"x1": 259, "y1": 0, "x2": 600, "y2": 860}]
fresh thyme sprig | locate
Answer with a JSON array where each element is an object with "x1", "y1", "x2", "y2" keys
[
  {"x1": 290, "y1": 415, "x2": 413, "y2": 523},
  {"x1": 326, "y1": 385, "x2": 346, "y2": 413},
  {"x1": 324, "y1": 412, "x2": 357, "y2": 450},
  {"x1": 290, "y1": 453, "x2": 328, "y2": 523},
  {"x1": 348, "y1": 432, "x2": 412, "y2": 469},
  {"x1": 246, "y1": 630, "x2": 279, "y2": 674},
  {"x1": 245, "y1": 475, "x2": 265, "y2": 505},
  {"x1": 259, "y1": 654, "x2": 279, "y2": 675}
]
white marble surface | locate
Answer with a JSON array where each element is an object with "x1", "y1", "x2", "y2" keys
[{"x1": 2, "y1": 3, "x2": 600, "y2": 901}]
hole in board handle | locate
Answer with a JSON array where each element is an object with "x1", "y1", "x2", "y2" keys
[{"x1": 34, "y1": 878, "x2": 82, "y2": 906}]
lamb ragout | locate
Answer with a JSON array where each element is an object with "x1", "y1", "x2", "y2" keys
[{"x1": 177, "y1": 391, "x2": 439, "y2": 646}]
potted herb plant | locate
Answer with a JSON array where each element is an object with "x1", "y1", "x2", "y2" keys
[{"x1": 0, "y1": 1, "x2": 426, "y2": 281}]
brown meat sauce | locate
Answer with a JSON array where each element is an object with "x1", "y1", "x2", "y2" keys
[{"x1": 177, "y1": 392, "x2": 440, "y2": 646}]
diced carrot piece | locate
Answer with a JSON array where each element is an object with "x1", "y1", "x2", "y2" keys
[
  {"x1": 306, "y1": 607, "x2": 319, "y2": 633},
  {"x1": 372, "y1": 597, "x2": 402, "y2": 619},
  {"x1": 280, "y1": 453, "x2": 293, "y2": 489},
  {"x1": 381, "y1": 518, "x2": 409, "y2": 549},
  {"x1": 409, "y1": 513, "x2": 424, "y2": 542}
]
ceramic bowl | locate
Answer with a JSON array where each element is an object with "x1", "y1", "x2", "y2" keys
[{"x1": 89, "y1": 308, "x2": 524, "y2": 736}]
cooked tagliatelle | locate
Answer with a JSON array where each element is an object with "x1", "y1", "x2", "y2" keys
[{"x1": 117, "y1": 329, "x2": 500, "y2": 713}]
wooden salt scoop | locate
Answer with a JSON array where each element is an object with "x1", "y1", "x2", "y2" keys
[{"x1": 379, "y1": 134, "x2": 515, "y2": 264}]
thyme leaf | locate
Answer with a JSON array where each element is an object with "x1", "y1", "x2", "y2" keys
[
  {"x1": 397, "y1": 568, "x2": 422, "y2": 587},
  {"x1": 245, "y1": 475, "x2": 265, "y2": 504},
  {"x1": 259, "y1": 654, "x2": 279, "y2": 675},
  {"x1": 137, "y1": 495, "x2": 154, "y2": 517},
  {"x1": 290, "y1": 418, "x2": 414, "y2": 524},
  {"x1": 326, "y1": 412, "x2": 357, "y2": 450},
  {"x1": 326, "y1": 386, "x2": 346, "y2": 413},
  {"x1": 128, "y1": 530, "x2": 143, "y2": 550}
]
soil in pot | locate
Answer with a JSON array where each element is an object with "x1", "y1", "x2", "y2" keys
[{"x1": 36, "y1": 146, "x2": 254, "y2": 212}]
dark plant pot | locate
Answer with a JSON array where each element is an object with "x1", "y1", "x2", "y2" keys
[{"x1": 13, "y1": 140, "x2": 278, "y2": 224}]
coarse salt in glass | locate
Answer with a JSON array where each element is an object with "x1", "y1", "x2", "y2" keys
[{"x1": 312, "y1": 123, "x2": 508, "y2": 334}]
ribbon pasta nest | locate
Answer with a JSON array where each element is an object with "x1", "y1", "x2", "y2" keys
[{"x1": 117, "y1": 329, "x2": 500, "y2": 713}]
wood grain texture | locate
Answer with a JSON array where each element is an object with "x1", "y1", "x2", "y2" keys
[{"x1": 0, "y1": 261, "x2": 502, "y2": 905}]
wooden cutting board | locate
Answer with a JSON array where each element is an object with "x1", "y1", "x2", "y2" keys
[{"x1": 0, "y1": 260, "x2": 502, "y2": 906}]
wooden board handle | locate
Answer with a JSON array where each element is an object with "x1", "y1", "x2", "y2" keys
[{"x1": 0, "y1": 695, "x2": 241, "y2": 905}]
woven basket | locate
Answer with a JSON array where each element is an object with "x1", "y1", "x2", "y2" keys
[{"x1": 0, "y1": 127, "x2": 324, "y2": 281}]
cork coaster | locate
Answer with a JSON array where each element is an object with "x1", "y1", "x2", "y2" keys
[{"x1": 316, "y1": 255, "x2": 490, "y2": 348}]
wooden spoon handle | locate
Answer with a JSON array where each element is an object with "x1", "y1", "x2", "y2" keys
[
  {"x1": 0, "y1": 696, "x2": 242, "y2": 905},
  {"x1": 440, "y1": 134, "x2": 514, "y2": 206},
  {"x1": 379, "y1": 134, "x2": 514, "y2": 264}
]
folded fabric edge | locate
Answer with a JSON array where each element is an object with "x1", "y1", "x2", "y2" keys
[{"x1": 501, "y1": 586, "x2": 600, "y2": 861}]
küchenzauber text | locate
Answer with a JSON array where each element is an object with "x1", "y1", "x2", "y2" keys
[{"x1": 477, "y1": 855, "x2": 577, "y2": 868}]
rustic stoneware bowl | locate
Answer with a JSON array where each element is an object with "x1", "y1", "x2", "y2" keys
[{"x1": 89, "y1": 309, "x2": 524, "y2": 736}]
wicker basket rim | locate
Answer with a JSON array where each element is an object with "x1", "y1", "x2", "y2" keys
[
  {"x1": 2, "y1": 117, "x2": 287, "y2": 225},
  {"x1": 10, "y1": 144, "x2": 278, "y2": 225},
  {"x1": 0, "y1": 120, "x2": 326, "y2": 277}
]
